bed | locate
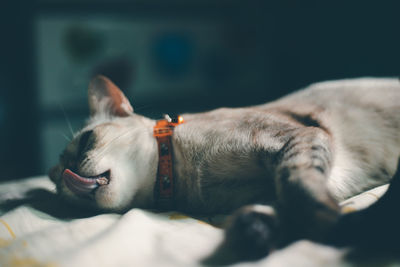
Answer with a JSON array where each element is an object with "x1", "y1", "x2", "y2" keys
[{"x1": 0, "y1": 175, "x2": 394, "y2": 266}]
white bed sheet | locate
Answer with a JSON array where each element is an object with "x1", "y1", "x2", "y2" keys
[{"x1": 0, "y1": 176, "x2": 392, "y2": 267}]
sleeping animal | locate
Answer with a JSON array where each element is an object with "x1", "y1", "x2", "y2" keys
[{"x1": 49, "y1": 76, "x2": 400, "y2": 262}]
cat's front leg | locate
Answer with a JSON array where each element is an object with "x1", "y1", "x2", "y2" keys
[
  {"x1": 203, "y1": 204, "x2": 279, "y2": 265},
  {"x1": 275, "y1": 127, "x2": 339, "y2": 243}
]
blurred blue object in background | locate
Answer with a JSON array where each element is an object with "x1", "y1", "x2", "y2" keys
[{"x1": 152, "y1": 33, "x2": 194, "y2": 78}]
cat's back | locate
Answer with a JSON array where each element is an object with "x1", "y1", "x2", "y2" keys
[
  {"x1": 275, "y1": 77, "x2": 400, "y2": 109},
  {"x1": 263, "y1": 77, "x2": 400, "y2": 135},
  {"x1": 311, "y1": 77, "x2": 399, "y2": 106}
]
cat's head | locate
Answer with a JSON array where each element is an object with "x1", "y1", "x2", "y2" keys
[{"x1": 49, "y1": 76, "x2": 158, "y2": 212}]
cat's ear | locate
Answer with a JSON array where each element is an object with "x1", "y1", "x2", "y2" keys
[{"x1": 88, "y1": 75, "x2": 134, "y2": 117}]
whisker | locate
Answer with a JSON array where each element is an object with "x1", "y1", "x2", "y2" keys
[
  {"x1": 59, "y1": 132, "x2": 71, "y2": 142},
  {"x1": 59, "y1": 104, "x2": 74, "y2": 138}
]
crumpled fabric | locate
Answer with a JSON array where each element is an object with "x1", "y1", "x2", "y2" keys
[{"x1": 0, "y1": 176, "x2": 390, "y2": 267}]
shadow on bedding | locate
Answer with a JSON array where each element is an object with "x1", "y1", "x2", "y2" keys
[{"x1": 0, "y1": 189, "x2": 102, "y2": 219}]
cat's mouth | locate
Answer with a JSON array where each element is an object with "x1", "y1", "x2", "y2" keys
[{"x1": 63, "y1": 168, "x2": 110, "y2": 197}]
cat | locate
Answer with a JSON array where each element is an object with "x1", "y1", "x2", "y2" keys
[{"x1": 49, "y1": 75, "x2": 400, "y2": 263}]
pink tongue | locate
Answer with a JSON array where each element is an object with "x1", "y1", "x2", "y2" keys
[{"x1": 63, "y1": 169, "x2": 98, "y2": 196}]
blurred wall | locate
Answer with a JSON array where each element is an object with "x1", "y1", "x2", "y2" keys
[{"x1": 1, "y1": 0, "x2": 399, "y2": 180}]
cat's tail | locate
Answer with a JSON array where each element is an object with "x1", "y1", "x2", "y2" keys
[{"x1": 326, "y1": 158, "x2": 400, "y2": 251}]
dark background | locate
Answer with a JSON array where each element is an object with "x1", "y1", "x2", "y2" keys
[{"x1": 1, "y1": 0, "x2": 399, "y2": 180}]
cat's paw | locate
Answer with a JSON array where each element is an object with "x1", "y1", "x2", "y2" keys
[{"x1": 203, "y1": 205, "x2": 277, "y2": 265}]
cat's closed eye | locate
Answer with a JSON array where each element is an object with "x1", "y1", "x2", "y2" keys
[{"x1": 77, "y1": 130, "x2": 94, "y2": 158}]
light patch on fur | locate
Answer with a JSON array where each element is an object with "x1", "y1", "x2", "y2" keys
[{"x1": 249, "y1": 204, "x2": 276, "y2": 217}]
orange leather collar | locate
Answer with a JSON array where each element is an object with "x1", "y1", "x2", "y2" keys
[{"x1": 153, "y1": 115, "x2": 184, "y2": 210}]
